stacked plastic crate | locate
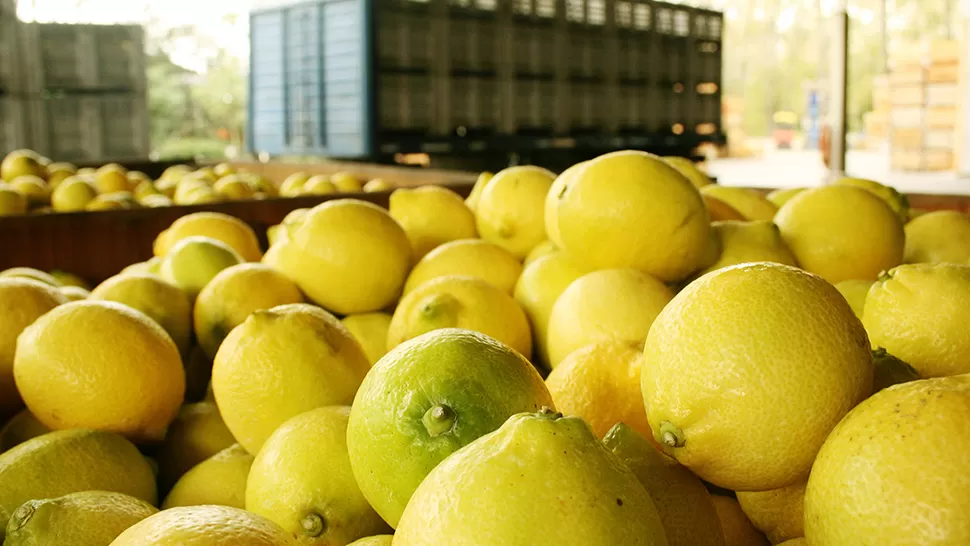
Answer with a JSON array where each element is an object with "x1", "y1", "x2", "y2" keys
[
  {"x1": 0, "y1": 2, "x2": 28, "y2": 155},
  {"x1": 19, "y1": 23, "x2": 149, "y2": 162}
]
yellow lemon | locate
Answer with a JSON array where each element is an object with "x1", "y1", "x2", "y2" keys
[
  {"x1": 834, "y1": 279, "x2": 873, "y2": 320},
  {"x1": 663, "y1": 156, "x2": 714, "y2": 188},
  {"x1": 703, "y1": 194, "x2": 748, "y2": 222},
  {"x1": 835, "y1": 177, "x2": 909, "y2": 222},
  {"x1": 279, "y1": 172, "x2": 310, "y2": 197},
  {"x1": 0, "y1": 186, "x2": 26, "y2": 216},
  {"x1": 388, "y1": 275, "x2": 532, "y2": 357},
  {"x1": 696, "y1": 220, "x2": 798, "y2": 278},
  {"x1": 85, "y1": 192, "x2": 134, "y2": 211},
  {"x1": 871, "y1": 348, "x2": 921, "y2": 393},
  {"x1": 524, "y1": 239, "x2": 558, "y2": 266},
  {"x1": 737, "y1": 481, "x2": 806, "y2": 544},
  {"x1": 904, "y1": 210, "x2": 970, "y2": 264},
  {"x1": 864, "y1": 263, "x2": 970, "y2": 378},
  {"x1": 463, "y1": 171, "x2": 493, "y2": 211},
  {"x1": 349, "y1": 537, "x2": 393, "y2": 546},
  {"x1": 547, "y1": 268, "x2": 673, "y2": 368},
  {"x1": 94, "y1": 167, "x2": 130, "y2": 195},
  {"x1": 172, "y1": 178, "x2": 210, "y2": 204},
  {"x1": 0, "y1": 151, "x2": 44, "y2": 183},
  {"x1": 777, "y1": 540, "x2": 806, "y2": 546},
  {"x1": 44, "y1": 162, "x2": 76, "y2": 188},
  {"x1": 604, "y1": 423, "x2": 726, "y2": 546},
  {"x1": 142, "y1": 194, "x2": 173, "y2": 208},
  {"x1": 514, "y1": 251, "x2": 588, "y2": 368},
  {"x1": 194, "y1": 263, "x2": 304, "y2": 359},
  {"x1": 263, "y1": 199, "x2": 411, "y2": 315},
  {"x1": 547, "y1": 342, "x2": 651, "y2": 439},
  {"x1": 0, "y1": 268, "x2": 59, "y2": 286},
  {"x1": 122, "y1": 257, "x2": 162, "y2": 276},
  {"x1": 711, "y1": 496, "x2": 770, "y2": 546},
  {"x1": 50, "y1": 177, "x2": 97, "y2": 212},
  {"x1": 8, "y1": 176, "x2": 49, "y2": 208},
  {"x1": 4, "y1": 491, "x2": 156, "y2": 546},
  {"x1": 0, "y1": 279, "x2": 66, "y2": 421},
  {"x1": 14, "y1": 301, "x2": 185, "y2": 443},
  {"x1": 48, "y1": 270, "x2": 88, "y2": 289},
  {"x1": 700, "y1": 185, "x2": 778, "y2": 221},
  {"x1": 341, "y1": 313, "x2": 393, "y2": 366},
  {"x1": 476, "y1": 166, "x2": 555, "y2": 259},
  {"x1": 403, "y1": 239, "x2": 523, "y2": 296},
  {"x1": 154, "y1": 212, "x2": 262, "y2": 262},
  {"x1": 110, "y1": 505, "x2": 296, "y2": 546},
  {"x1": 213, "y1": 163, "x2": 235, "y2": 177},
  {"x1": 90, "y1": 272, "x2": 193, "y2": 356},
  {"x1": 212, "y1": 303, "x2": 370, "y2": 454},
  {"x1": 766, "y1": 187, "x2": 806, "y2": 208},
  {"x1": 363, "y1": 178, "x2": 393, "y2": 192},
  {"x1": 331, "y1": 172, "x2": 363, "y2": 193},
  {"x1": 556, "y1": 151, "x2": 711, "y2": 282},
  {"x1": 247, "y1": 406, "x2": 391, "y2": 545},
  {"x1": 804, "y1": 376, "x2": 970, "y2": 545},
  {"x1": 389, "y1": 186, "x2": 478, "y2": 261},
  {"x1": 155, "y1": 402, "x2": 237, "y2": 492},
  {"x1": 544, "y1": 162, "x2": 586, "y2": 248},
  {"x1": 0, "y1": 429, "x2": 157, "y2": 537},
  {"x1": 302, "y1": 175, "x2": 337, "y2": 195},
  {"x1": 214, "y1": 175, "x2": 256, "y2": 200},
  {"x1": 159, "y1": 237, "x2": 245, "y2": 299},
  {"x1": 642, "y1": 263, "x2": 873, "y2": 491},
  {"x1": 775, "y1": 185, "x2": 904, "y2": 284},
  {"x1": 0, "y1": 410, "x2": 49, "y2": 452},
  {"x1": 162, "y1": 444, "x2": 253, "y2": 510}
]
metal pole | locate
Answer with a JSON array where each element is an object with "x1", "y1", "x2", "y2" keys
[{"x1": 828, "y1": 9, "x2": 849, "y2": 177}]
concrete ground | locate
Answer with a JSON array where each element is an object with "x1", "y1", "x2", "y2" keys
[{"x1": 708, "y1": 150, "x2": 970, "y2": 195}]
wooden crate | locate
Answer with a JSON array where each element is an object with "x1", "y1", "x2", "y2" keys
[
  {"x1": 893, "y1": 150, "x2": 954, "y2": 172},
  {"x1": 864, "y1": 111, "x2": 889, "y2": 138},
  {"x1": 928, "y1": 62, "x2": 961, "y2": 84},
  {"x1": 926, "y1": 83, "x2": 960, "y2": 107},
  {"x1": 891, "y1": 128, "x2": 924, "y2": 150},
  {"x1": 930, "y1": 40, "x2": 961, "y2": 65},
  {"x1": 891, "y1": 106, "x2": 926, "y2": 128},
  {"x1": 890, "y1": 69, "x2": 926, "y2": 87},
  {"x1": 891, "y1": 85, "x2": 926, "y2": 106},
  {"x1": 227, "y1": 160, "x2": 478, "y2": 188},
  {"x1": 927, "y1": 106, "x2": 959, "y2": 129}
]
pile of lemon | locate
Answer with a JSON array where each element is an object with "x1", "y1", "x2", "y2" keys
[
  {"x1": 0, "y1": 150, "x2": 392, "y2": 216},
  {"x1": 2, "y1": 150, "x2": 970, "y2": 546}
]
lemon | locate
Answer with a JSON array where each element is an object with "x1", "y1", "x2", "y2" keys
[
  {"x1": 263, "y1": 199, "x2": 411, "y2": 315},
  {"x1": 700, "y1": 186, "x2": 778, "y2": 221},
  {"x1": 703, "y1": 194, "x2": 748, "y2": 222},
  {"x1": 45, "y1": 162, "x2": 76, "y2": 188},
  {"x1": 544, "y1": 162, "x2": 586, "y2": 247},
  {"x1": 403, "y1": 239, "x2": 523, "y2": 296},
  {"x1": 834, "y1": 279, "x2": 874, "y2": 320},
  {"x1": 90, "y1": 272, "x2": 193, "y2": 356},
  {"x1": 476, "y1": 166, "x2": 555, "y2": 258},
  {"x1": 904, "y1": 210, "x2": 970, "y2": 264},
  {"x1": 280, "y1": 172, "x2": 310, "y2": 196},
  {"x1": 696, "y1": 220, "x2": 798, "y2": 278},
  {"x1": 737, "y1": 481, "x2": 806, "y2": 544},
  {"x1": 0, "y1": 411, "x2": 49, "y2": 452},
  {"x1": 154, "y1": 212, "x2": 262, "y2": 262},
  {"x1": 864, "y1": 263, "x2": 970, "y2": 378},
  {"x1": 4, "y1": 491, "x2": 157, "y2": 546},
  {"x1": 213, "y1": 162, "x2": 235, "y2": 177},
  {"x1": 49, "y1": 270, "x2": 88, "y2": 289},
  {"x1": 604, "y1": 423, "x2": 725, "y2": 546},
  {"x1": 766, "y1": 187, "x2": 806, "y2": 208},
  {"x1": 163, "y1": 444, "x2": 253, "y2": 510},
  {"x1": 244, "y1": 174, "x2": 277, "y2": 197},
  {"x1": 524, "y1": 239, "x2": 558, "y2": 266},
  {"x1": 214, "y1": 175, "x2": 255, "y2": 200},
  {"x1": 142, "y1": 194, "x2": 173, "y2": 208},
  {"x1": 161, "y1": 164, "x2": 192, "y2": 180},
  {"x1": 547, "y1": 342, "x2": 651, "y2": 439},
  {"x1": 14, "y1": 301, "x2": 185, "y2": 443},
  {"x1": 389, "y1": 275, "x2": 533, "y2": 357},
  {"x1": 394, "y1": 410, "x2": 668, "y2": 545},
  {"x1": 514, "y1": 251, "x2": 588, "y2": 368},
  {"x1": 835, "y1": 177, "x2": 909, "y2": 221},
  {"x1": 775, "y1": 185, "x2": 904, "y2": 284},
  {"x1": 9, "y1": 176, "x2": 49, "y2": 208},
  {"x1": 194, "y1": 263, "x2": 304, "y2": 359},
  {"x1": 777, "y1": 540, "x2": 806, "y2": 546},
  {"x1": 86, "y1": 192, "x2": 133, "y2": 211},
  {"x1": 0, "y1": 267, "x2": 59, "y2": 286},
  {"x1": 0, "y1": 152, "x2": 45, "y2": 182},
  {"x1": 342, "y1": 313, "x2": 393, "y2": 365},
  {"x1": 556, "y1": 151, "x2": 711, "y2": 282},
  {"x1": 0, "y1": 185, "x2": 26, "y2": 216},
  {"x1": 0, "y1": 279, "x2": 65, "y2": 421},
  {"x1": 0, "y1": 429, "x2": 157, "y2": 538},
  {"x1": 192, "y1": 167, "x2": 218, "y2": 183},
  {"x1": 156, "y1": 402, "x2": 237, "y2": 492},
  {"x1": 302, "y1": 175, "x2": 337, "y2": 195},
  {"x1": 547, "y1": 268, "x2": 673, "y2": 368},
  {"x1": 347, "y1": 329, "x2": 554, "y2": 527},
  {"x1": 363, "y1": 178, "x2": 393, "y2": 192},
  {"x1": 804, "y1": 376, "x2": 970, "y2": 545},
  {"x1": 110, "y1": 505, "x2": 296, "y2": 546},
  {"x1": 871, "y1": 348, "x2": 921, "y2": 393},
  {"x1": 51, "y1": 177, "x2": 97, "y2": 211},
  {"x1": 173, "y1": 179, "x2": 212, "y2": 204},
  {"x1": 663, "y1": 156, "x2": 714, "y2": 188},
  {"x1": 711, "y1": 496, "x2": 769, "y2": 546},
  {"x1": 247, "y1": 406, "x2": 391, "y2": 544},
  {"x1": 160, "y1": 236, "x2": 245, "y2": 299},
  {"x1": 57, "y1": 285, "x2": 89, "y2": 302},
  {"x1": 331, "y1": 172, "x2": 363, "y2": 193},
  {"x1": 95, "y1": 168, "x2": 131, "y2": 195},
  {"x1": 463, "y1": 171, "x2": 493, "y2": 211},
  {"x1": 213, "y1": 303, "x2": 370, "y2": 454},
  {"x1": 642, "y1": 263, "x2": 873, "y2": 491},
  {"x1": 389, "y1": 186, "x2": 478, "y2": 261},
  {"x1": 122, "y1": 256, "x2": 162, "y2": 276},
  {"x1": 349, "y1": 536, "x2": 393, "y2": 546}
]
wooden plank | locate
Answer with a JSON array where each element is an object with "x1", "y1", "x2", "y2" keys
[{"x1": 928, "y1": 62, "x2": 961, "y2": 84}]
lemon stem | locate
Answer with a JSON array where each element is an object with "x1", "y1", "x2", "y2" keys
[
  {"x1": 423, "y1": 404, "x2": 457, "y2": 437},
  {"x1": 538, "y1": 406, "x2": 564, "y2": 419},
  {"x1": 300, "y1": 513, "x2": 326, "y2": 537},
  {"x1": 10, "y1": 503, "x2": 35, "y2": 532},
  {"x1": 659, "y1": 421, "x2": 686, "y2": 448}
]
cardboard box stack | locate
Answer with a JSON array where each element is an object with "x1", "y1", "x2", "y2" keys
[{"x1": 864, "y1": 75, "x2": 890, "y2": 150}]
